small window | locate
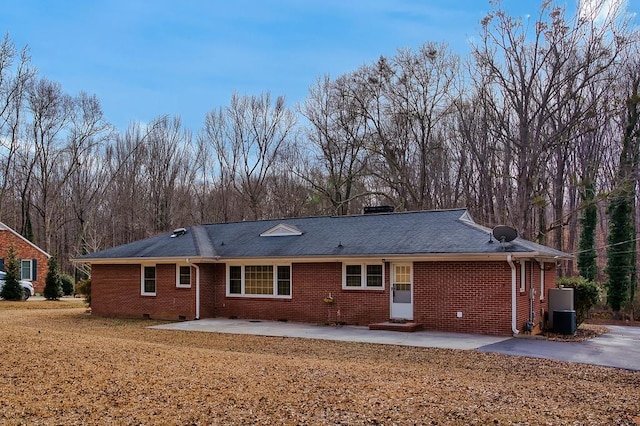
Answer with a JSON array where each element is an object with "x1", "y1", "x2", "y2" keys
[
  {"x1": 277, "y1": 265, "x2": 291, "y2": 296},
  {"x1": 141, "y1": 265, "x2": 156, "y2": 296},
  {"x1": 366, "y1": 265, "x2": 383, "y2": 287},
  {"x1": 229, "y1": 266, "x2": 242, "y2": 294},
  {"x1": 176, "y1": 265, "x2": 191, "y2": 288},
  {"x1": 343, "y1": 263, "x2": 385, "y2": 289},
  {"x1": 20, "y1": 260, "x2": 32, "y2": 281},
  {"x1": 345, "y1": 265, "x2": 362, "y2": 287}
]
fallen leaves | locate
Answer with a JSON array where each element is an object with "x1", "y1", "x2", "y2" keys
[{"x1": 0, "y1": 300, "x2": 639, "y2": 425}]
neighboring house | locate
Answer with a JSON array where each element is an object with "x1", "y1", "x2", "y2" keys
[
  {"x1": 76, "y1": 209, "x2": 571, "y2": 336},
  {"x1": 0, "y1": 222, "x2": 51, "y2": 294}
]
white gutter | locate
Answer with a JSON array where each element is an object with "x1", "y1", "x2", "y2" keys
[
  {"x1": 507, "y1": 254, "x2": 519, "y2": 335},
  {"x1": 187, "y1": 259, "x2": 200, "y2": 320}
]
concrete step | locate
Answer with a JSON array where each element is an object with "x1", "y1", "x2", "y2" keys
[{"x1": 368, "y1": 321, "x2": 423, "y2": 332}]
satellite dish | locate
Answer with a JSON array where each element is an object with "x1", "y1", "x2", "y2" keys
[{"x1": 493, "y1": 225, "x2": 518, "y2": 243}]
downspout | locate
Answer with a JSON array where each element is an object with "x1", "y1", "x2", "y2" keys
[
  {"x1": 538, "y1": 261, "x2": 545, "y2": 301},
  {"x1": 187, "y1": 259, "x2": 200, "y2": 320},
  {"x1": 507, "y1": 254, "x2": 519, "y2": 335}
]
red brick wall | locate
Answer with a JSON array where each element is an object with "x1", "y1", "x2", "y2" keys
[
  {"x1": 199, "y1": 263, "x2": 220, "y2": 319},
  {"x1": 91, "y1": 263, "x2": 196, "y2": 320},
  {"x1": 91, "y1": 259, "x2": 555, "y2": 336},
  {"x1": 413, "y1": 261, "x2": 512, "y2": 335},
  {"x1": 214, "y1": 262, "x2": 389, "y2": 325},
  {"x1": 0, "y1": 230, "x2": 49, "y2": 293},
  {"x1": 413, "y1": 260, "x2": 552, "y2": 336}
]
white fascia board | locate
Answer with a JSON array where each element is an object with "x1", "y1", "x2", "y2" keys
[
  {"x1": 73, "y1": 252, "x2": 558, "y2": 265},
  {"x1": 71, "y1": 256, "x2": 214, "y2": 265}
]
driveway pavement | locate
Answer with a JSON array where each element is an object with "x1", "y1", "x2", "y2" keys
[
  {"x1": 479, "y1": 325, "x2": 640, "y2": 371},
  {"x1": 150, "y1": 319, "x2": 640, "y2": 371}
]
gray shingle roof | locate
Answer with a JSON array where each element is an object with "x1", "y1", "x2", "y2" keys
[{"x1": 79, "y1": 209, "x2": 570, "y2": 261}]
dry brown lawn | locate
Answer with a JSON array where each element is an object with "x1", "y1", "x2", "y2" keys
[{"x1": 1, "y1": 300, "x2": 639, "y2": 425}]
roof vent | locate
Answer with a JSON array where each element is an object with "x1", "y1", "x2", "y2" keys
[
  {"x1": 363, "y1": 205, "x2": 394, "y2": 214},
  {"x1": 260, "y1": 223, "x2": 303, "y2": 237},
  {"x1": 170, "y1": 228, "x2": 187, "y2": 238}
]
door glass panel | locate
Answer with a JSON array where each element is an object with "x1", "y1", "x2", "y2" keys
[{"x1": 393, "y1": 265, "x2": 411, "y2": 303}]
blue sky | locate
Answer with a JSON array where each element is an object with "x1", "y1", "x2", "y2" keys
[{"x1": 0, "y1": 1, "x2": 637, "y2": 132}]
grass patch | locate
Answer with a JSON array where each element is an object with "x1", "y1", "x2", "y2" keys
[{"x1": 1, "y1": 303, "x2": 638, "y2": 425}]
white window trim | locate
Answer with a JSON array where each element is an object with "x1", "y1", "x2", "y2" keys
[
  {"x1": 141, "y1": 264, "x2": 157, "y2": 296},
  {"x1": 20, "y1": 259, "x2": 33, "y2": 281},
  {"x1": 342, "y1": 262, "x2": 385, "y2": 290},
  {"x1": 176, "y1": 264, "x2": 192, "y2": 288},
  {"x1": 226, "y1": 263, "x2": 292, "y2": 299},
  {"x1": 520, "y1": 261, "x2": 526, "y2": 293}
]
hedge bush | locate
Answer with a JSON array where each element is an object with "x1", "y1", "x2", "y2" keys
[
  {"x1": 60, "y1": 274, "x2": 75, "y2": 296},
  {"x1": 556, "y1": 276, "x2": 600, "y2": 326},
  {"x1": 76, "y1": 278, "x2": 91, "y2": 306}
]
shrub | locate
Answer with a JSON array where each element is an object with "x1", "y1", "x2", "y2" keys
[
  {"x1": 76, "y1": 278, "x2": 91, "y2": 306},
  {"x1": 556, "y1": 276, "x2": 600, "y2": 326},
  {"x1": 60, "y1": 274, "x2": 75, "y2": 296},
  {"x1": 624, "y1": 290, "x2": 640, "y2": 322}
]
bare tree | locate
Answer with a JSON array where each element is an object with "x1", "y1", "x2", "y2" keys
[
  {"x1": 471, "y1": 0, "x2": 626, "y2": 240},
  {"x1": 0, "y1": 35, "x2": 34, "y2": 220},
  {"x1": 203, "y1": 92, "x2": 296, "y2": 220},
  {"x1": 299, "y1": 75, "x2": 370, "y2": 215},
  {"x1": 144, "y1": 115, "x2": 196, "y2": 231},
  {"x1": 64, "y1": 92, "x2": 112, "y2": 266},
  {"x1": 347, "y1": 43, "x2": 459, "y2": 210},
  {"x1": 451, "y1": 79, "x2": 510, "y2": 226},
  {"x1": 103, "y1": 123, "x2": 149, "y2": 245},
  {"x1": 25, "y1": 78, "x2": 74, "y2": 251}
]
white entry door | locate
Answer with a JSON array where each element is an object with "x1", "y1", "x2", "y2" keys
[{"x1": 390, "y1": 263, "x2": 413, "y2": 320}]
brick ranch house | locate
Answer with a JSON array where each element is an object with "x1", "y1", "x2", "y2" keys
[
  {"x1": 76, "y1": 209, "x2": 570, "y2": 336},
  {"x1": 1, "y1": 221, "x2": 51, "y2": 293}
]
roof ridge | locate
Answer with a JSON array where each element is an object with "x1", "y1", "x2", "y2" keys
[{"x1": 200, "y1": 208, "x2": 470, "y2": 226}]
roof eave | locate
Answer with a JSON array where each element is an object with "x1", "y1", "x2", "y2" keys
[
  {"x1": 71, "y1": 256, "x2": 216, "y2": 265},
  {"x1": 74, "y1": 251, "x2": 567, "y2": 264}
]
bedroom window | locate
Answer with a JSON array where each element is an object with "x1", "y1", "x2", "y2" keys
[
  {"x1": 176, "y1": 265, "x2": 191, "y2": 288},
  {"x1": 141, "y1": 265, "x2": 156, "y2": 296},
  {"x1": 343, "y1": 263, "x2": 384, "y2": 289},
  {"x1": 226, "y1": 264, "x2": 291, "y2": 298}
]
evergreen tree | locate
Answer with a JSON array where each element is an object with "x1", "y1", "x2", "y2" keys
[
  {"x1": 1, "y1": 247, "x2": 24, "y2": 301},
  {"x1": 605, "y1": 183, "x2": 634, "y2": 318},
  {"x1": 605, "y1": 70, "x2": 640, "y2": 319},
  {"x1": 577, "y1": 180, "x2": 598, "y2": 281},
  {"x1": 43, "y1": 256, "x2": 63, "y2": 300},
  {"x1": 23, "y1": 215, "x2": 34, "y2": 243}
]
